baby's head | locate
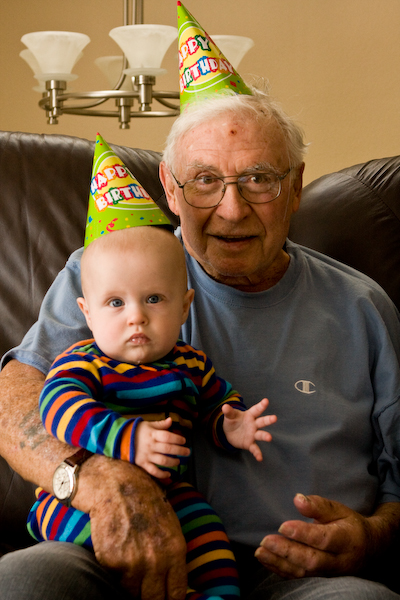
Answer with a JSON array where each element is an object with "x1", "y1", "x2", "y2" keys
[{"x1": 78, "y1": 227, "x2": 194, "y2": 364}]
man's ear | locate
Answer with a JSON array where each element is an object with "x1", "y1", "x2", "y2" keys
[
  {"x1": 182, "y1": 288, "x2": 195, "y2": 324},
  {"x1": 77, "y1": 297, "x2": 92, "y2": 330},
  {"x1": 159, "y1": 161, "x2": 180, "y2": 217},
  {"x1": 292, "y1": 162, "x2": 305, "y2": 214}
]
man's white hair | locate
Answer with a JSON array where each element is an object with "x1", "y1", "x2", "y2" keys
[{"x1": 163, "y1": 82, "x2": 308, "y2": 173}]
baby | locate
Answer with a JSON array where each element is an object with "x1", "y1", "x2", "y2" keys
[{"x1": 28, "y1": 226, "x2": 277, "y2": 600}]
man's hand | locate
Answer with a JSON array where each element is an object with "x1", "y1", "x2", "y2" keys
[
  {"x1": 79, "y1": 455, "x2": 188, "y2": 600},
  {"x1": 135, "y1": 417, "x2": 190, "y2": 479},
  {"x1": 255, "y1": 493, "x2": 400, "y2": 579},
  {"x1": 222, "y1": 398, "x2": 277, "y2": 461}
]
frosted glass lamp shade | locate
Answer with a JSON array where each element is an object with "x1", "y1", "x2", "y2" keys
[
  {"x1": 20, "y1": 49, "x2": 46, "y2": 92},
  {"x1": 109, "y1": 25, "x2": 177, "y2": 77},
  {"x1": 210, "y1": 35, "x2": 254, "y2": 69},
  {"x1": 21, "y1": 31, "x2": 90, "y2": 81},
  {"x1": 94, "y1": 56, "x2": 133, "y2": 91},
  {"x1": 20, "y1": 49, "x2": 41, "y2": 75}
]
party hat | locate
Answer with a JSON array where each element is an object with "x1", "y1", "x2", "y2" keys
[
  {"x1": 177, "y1": 1, "x2": 252, "y2": 110},
  {"x1": 84, "y1": 134, "x2": 171, "y2": 247}
]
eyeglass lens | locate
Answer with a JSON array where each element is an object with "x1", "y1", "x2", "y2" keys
[{"x1": 183, "y1": 173, "x2": 282, "y2": 207}]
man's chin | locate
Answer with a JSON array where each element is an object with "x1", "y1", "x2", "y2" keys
[{"x1": 200, "y1": 256, "x2": 257, "y2": 285}]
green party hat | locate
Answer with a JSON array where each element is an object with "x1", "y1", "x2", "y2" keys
[
  {"x1": 177, "y1": 1, "x2": 253, "y2": 110},
  {"x1": 85, "y1": 134, "x2": 171, "y2": 247}
]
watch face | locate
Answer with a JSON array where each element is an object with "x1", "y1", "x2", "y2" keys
[{"x1": 53, "y1": 464, "x2": 74, "y2": 501}]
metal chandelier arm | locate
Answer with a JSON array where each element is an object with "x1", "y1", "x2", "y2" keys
[
  {"x1": 38, "y1": 81, "x2": 179, "y2": 128},
  {"x1": 27, "y1": 0, "x2": 180, "y2": 129}
]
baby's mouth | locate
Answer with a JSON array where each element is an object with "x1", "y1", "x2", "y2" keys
[{"x1": 129, "y1": 334, "x2": 150, "y2": 345}]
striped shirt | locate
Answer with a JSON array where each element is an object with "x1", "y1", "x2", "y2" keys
[
  {"x1": 28, "y1": 338, "x2": 246, "y2": 546},
  {"x1": 39, "y1": 338, "x2": 246, "y2": 470}
]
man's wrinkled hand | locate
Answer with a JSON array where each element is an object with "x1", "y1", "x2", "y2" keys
[
  {"x1": 80, "y1": 456, "x2": 187, "y2": 600},
  {"x1": 254, "y1": 493, "x2": 373, "y2": 579}
]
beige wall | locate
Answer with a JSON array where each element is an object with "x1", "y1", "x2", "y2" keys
[{"x1": 1, "y1": 0, "x2": 400, "y2": 185}]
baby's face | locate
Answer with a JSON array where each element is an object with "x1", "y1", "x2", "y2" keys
[{"x1": 79, "y1": 241, "x2": 193, "y2": 365}]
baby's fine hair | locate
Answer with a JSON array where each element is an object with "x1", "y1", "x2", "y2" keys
[{"x1": 81, "y1": 227, "x2": 188, "y2": 294}]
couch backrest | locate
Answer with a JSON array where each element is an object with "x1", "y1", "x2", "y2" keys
[
  {"x1": 0, "y1": 131, "x2": 177, "y2": 359},
  {"x1": 290, "y1": 156, "x2": 400, "y2": 311}
]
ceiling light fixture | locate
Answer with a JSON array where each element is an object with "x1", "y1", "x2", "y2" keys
[{"x1": 20, "y1": 0, "x2": 254, "y2": 129}]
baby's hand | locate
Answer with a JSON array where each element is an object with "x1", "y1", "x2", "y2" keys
[
  {"x1": 135, "y1": 417, "x2": 190, "y2": 479},
  {"x1": 222, "y1": 398, "x2": 277, "y2": 461}
]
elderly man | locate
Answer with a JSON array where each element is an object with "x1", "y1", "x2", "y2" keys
[{"x1": 0, "y1": 87, "x2": 399, "y2": 600}]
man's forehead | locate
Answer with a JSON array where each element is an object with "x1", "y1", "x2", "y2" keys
[
  {"x1": 177, "y1": 114, "x2": 288, "y2": 172},
  {"x1": 178, "y1": 140, "x2": 288, "y2": 176}
]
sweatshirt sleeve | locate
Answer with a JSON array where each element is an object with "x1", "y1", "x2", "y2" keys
[{"x1": 39, "y1": 345, "x2": 142, "y2": 463}]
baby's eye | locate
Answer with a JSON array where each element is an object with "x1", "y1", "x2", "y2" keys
[
  {"x1": 147, "y1": 295, "x2": 161, "y2": 304},
  {"x1": 109, "y1": 298, "x2": 124, "y2": 308}
]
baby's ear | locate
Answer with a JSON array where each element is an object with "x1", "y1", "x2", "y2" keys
[
  {"x1": 182, "y1": 288, "x2": 195, "y2": 323},
  {"x1": 77, "y1": 297, "x2": 91, "y2": 329}
]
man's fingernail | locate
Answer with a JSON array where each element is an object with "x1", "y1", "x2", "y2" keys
[
  {"x1": 278, "y1": 524, "x2": 294, "y2": 537},
  {"x1": 295, "y1": 493, "x2": 309, "y2": 503}
]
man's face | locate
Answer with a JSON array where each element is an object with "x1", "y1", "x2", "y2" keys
[{"x1": 161, "y1": 114, "x2": 304, "y2": 292}]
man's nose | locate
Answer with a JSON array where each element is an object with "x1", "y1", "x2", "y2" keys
[{"x1": 215, "y1": 181, "x2": 252, "y2": 221}]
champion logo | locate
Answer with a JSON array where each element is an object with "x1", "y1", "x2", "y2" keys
[{"x1": 295, "y1": 380, "x2": 316, "y2": 394}]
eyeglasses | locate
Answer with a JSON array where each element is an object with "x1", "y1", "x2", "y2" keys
[{"x1": 171, "y1": 168, "x2": 292, "y2": 209}]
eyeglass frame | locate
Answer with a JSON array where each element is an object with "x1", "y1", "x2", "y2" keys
[{"x1": 170, "y1": 168, "x2": 293, "y2": 209}]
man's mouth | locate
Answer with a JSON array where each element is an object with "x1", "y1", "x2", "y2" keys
[{"x1": 212, "y1": 234, "x2": 257, "y2": 243}]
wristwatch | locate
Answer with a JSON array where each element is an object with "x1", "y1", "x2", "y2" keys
[{"x1": 52, "y1": 448, "x2": 93, "y2": 507}]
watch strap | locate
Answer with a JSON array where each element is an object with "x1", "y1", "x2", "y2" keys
[{"x1": 64, "y1": 448, "x2": 93, "y2": 469}]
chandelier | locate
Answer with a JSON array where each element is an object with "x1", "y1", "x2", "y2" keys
[{"x1": 20, "y1": 0, "x2": 254, "y2": 130}]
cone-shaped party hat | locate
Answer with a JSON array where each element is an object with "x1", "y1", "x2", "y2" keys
[
  {"x1": 85, "y1": 134, "x2": 172, "y2": 247},
  {"x1": 177, "y1": 1, "x2": 253, "y2": 110}
]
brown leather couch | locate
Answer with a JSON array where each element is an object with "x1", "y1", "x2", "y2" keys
[{"x1": 0, "y1": 130, "x2": 399, "y2": 588}]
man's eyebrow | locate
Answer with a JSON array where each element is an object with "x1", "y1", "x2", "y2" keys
[
  {"x1": 185, "y1": 162, "x2": 280, "y2": 175},
  {"x1": 186, "y1": 162, "x2": 216, "y2": 171},
  {"x1": 242, "y1": 163, "x2": 279, "y2": 174}
]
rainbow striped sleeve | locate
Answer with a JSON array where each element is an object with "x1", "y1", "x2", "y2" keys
[
  {"x1": 39, "y1": 341, "x2": 142, "y2": 462},
  {"x1": 173, "y1": 342, "x2": 246, "y2": 450}
]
